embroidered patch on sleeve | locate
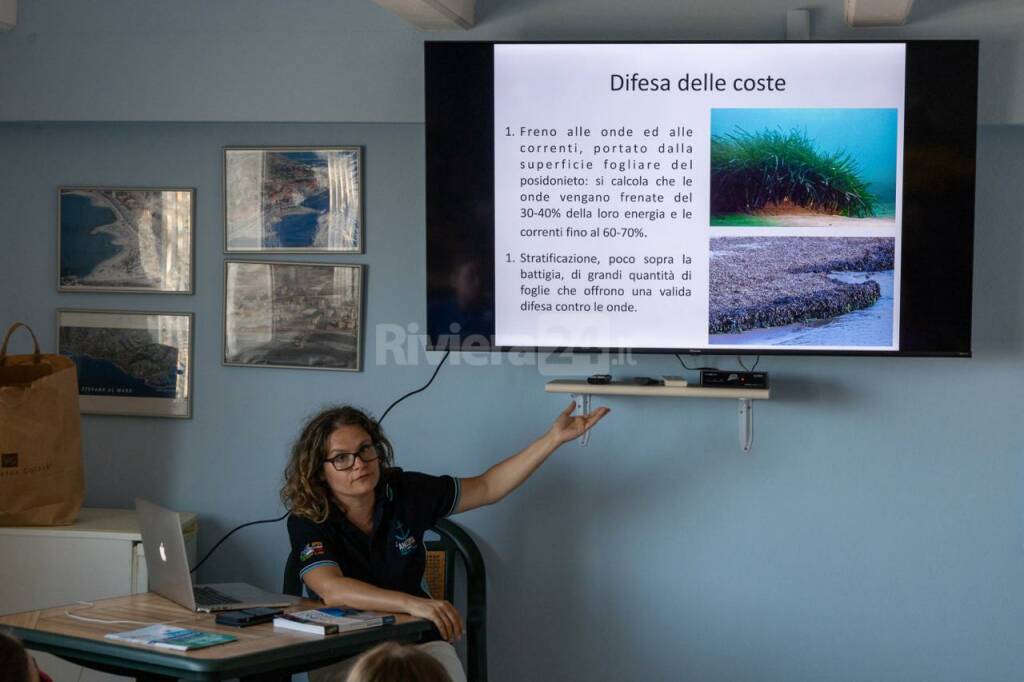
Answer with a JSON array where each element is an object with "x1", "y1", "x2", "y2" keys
[{"x1": 299, "y1": 541, "x2": 325, "y2": 562}]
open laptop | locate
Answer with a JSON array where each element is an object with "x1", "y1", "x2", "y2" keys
[{"x1": 135, "y1": 498, "x2": 298, "y2": 612}]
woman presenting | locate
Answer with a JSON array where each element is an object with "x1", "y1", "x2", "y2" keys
[{"x1": 281, "y1": 401, "x2": 609, "y2": 682}]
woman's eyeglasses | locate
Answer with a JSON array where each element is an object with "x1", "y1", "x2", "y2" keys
[{"x1": 324, "y1": 442, "x2": 381, "y2": 471}]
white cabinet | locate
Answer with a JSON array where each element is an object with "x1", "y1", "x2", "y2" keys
[{"x1": 0, "y1": 507, "x2": 198, "y2": 682}]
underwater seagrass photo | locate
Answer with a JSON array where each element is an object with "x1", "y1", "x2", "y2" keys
[
  {"x1": 708, "y1": 237, "x2": 895, "y2": 347},
  {"x1": 709, "y1": 109, "x2": 897, "y2": 227}
]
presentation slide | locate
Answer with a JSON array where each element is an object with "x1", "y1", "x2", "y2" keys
[{"x1": 493, "y1": 43, "x2": 905, "y2": 351}]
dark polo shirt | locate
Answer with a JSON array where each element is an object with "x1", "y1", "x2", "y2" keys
[{"x1": 287, "y1": 468, "x2": 461, "y2": 600}]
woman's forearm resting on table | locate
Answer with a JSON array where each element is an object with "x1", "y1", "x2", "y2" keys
[
  {"x1": 305, "y1": 567, "x2": 418, "y2": 612},
  {"x1": 303, "y1": 565, "x2": 465, "y2": 641}
]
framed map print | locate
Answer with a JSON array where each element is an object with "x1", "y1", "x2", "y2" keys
[
  {"x1": 224, "y1": 147, "x2": 363, "y2": 253},
  {"x1": 223, "y1": 261, "x2": 364, "y2": 371},
  {"x1": 58, "y1": 187, "x2": 194, "y2": 293},
  {"x1": 58, "y1": 309, "x2": 193, "y2": 418}
]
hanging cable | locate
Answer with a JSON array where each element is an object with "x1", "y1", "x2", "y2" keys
[
  {"x1": 736, "y1": 355, "x2": 762, "y2": 372},
  {"x1": 674, "y1": 353, "x2": 718, "y2": 372},
  {"x1": 190, "y1": 512, "x2": 288, "y2": 574},
  {"x1": 379, "y1": 349, "x2": 451, "y2": 424}
]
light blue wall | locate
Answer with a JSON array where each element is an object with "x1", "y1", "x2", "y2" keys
[
  {"x1": 1, "y1": 3, "x2": 1023, "y2": 682},
  {"x1": 1, "y1": 0, "x2": 1022, "y2": 124}
]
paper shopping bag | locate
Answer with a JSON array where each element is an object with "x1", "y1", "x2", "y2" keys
[{"x1": 0, "y1": 322, "x2": 84, "y2": 526}]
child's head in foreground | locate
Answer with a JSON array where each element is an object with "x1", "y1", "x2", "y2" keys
[
  {"x1": 346, "y1": 642, "x2": 453, "y2": 682},
  {"x1": 0, "y1": 629, "x2": 46, "y2": 682}
]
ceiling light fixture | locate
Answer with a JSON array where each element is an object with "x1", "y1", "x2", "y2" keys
[{"x1": 844, "y1": 0, "x2": 914, "y2": 27}]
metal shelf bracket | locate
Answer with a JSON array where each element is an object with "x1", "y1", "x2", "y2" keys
[
  {"x1": 739, "y1": 399, "x2": 754, "y2": 453},
  {"x1": 571, "y1": 393, "x2": 593, "y2": 447}
]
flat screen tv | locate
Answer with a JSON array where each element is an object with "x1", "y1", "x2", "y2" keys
[{"x1": 426, "y1": 41, "x2": 977, "y2": 356}]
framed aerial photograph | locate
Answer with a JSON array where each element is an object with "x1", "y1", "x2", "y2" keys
[
  {"x1": 223, "y1": 261, "x2": 364, "y2": 371},
  {"x1": 58, "y1": 309, "x2": 193, "y2": 418},
  {"x1": 224, "y1": 147, "x2": 363, "y2": 253},
  {"x1": 58, "y1": 187, "x2": 194, "y2": 293}
]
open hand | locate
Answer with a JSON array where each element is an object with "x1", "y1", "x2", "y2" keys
[{"x1": 547, "y1": 400, "x2": 610, "y2": 445}]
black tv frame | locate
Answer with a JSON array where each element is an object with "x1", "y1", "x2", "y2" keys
[{"x1": 426, "y1": 40, "x2": 977, "y2": 358}]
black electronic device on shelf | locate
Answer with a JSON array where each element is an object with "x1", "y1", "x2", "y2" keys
[{"x1": 700, "y1": 371, "x2": 769, "y2": 389}]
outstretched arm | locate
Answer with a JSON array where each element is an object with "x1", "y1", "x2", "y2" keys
[{"x1": 454, "y1": 400, "x2": 609, "y2": 514}]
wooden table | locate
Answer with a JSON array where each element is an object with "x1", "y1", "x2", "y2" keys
[{"x1": 0, "y1": 592, "x2": 433, "y2": 681}]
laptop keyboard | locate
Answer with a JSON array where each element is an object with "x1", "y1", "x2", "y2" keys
[{"x1": 193, "y1": 586, "x2": 242, "y2": 606}]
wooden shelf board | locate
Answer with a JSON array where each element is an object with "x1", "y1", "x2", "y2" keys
[{"x1": 544, "y1": 379, "x2": 769, "y2": 400}]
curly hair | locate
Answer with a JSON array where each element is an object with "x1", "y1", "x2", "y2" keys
[{"x1": 280, "y1": 406, "x2": 394, "y2": 522}]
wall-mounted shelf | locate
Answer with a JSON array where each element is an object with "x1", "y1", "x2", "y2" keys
[
  {"x1": 544, "y1": 379, "x2": 769, "y2": 453},
  {"x1": 544, "y1": 380, "x2": 769, "y2": 401}
]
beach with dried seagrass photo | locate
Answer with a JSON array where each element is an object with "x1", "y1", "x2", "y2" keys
[
  {"x1": 709, "y1": 237, "x2": 895, "y2": 348},
  {"x1": 710, "y1": 108, "x2": 898, "y2": 228}
]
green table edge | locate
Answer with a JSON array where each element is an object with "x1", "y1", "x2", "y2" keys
[{"x1": 10, "y1": 620, "x2": 434, "y2": 680}]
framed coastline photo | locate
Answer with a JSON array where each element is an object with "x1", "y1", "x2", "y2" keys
[
  {"x1": 58, "y1": 309, "x2": 193, "y2": 418},
  {"x1": 223, "y1": 260, "x2": 364, "y2": 371},
  {"x1": 58, "y1": 187, "x2": 194, "y2": 293},
  {"x1": 224, "y1": 147, "x2": 363, "y2": 253}
]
